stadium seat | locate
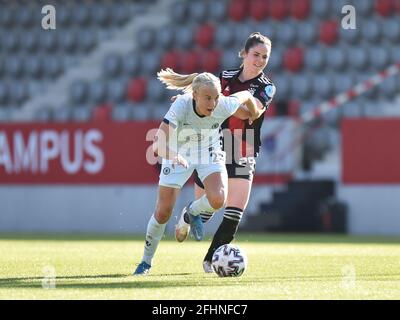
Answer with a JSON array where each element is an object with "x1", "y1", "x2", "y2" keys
[
  {"x1": 221, "y1": 51, "x2": 240, "y2": 70},
  {"x1": 215, "y1": 24, "x2": 236, "y2": 48},
  {"x1": 312, "y1": 74, "x2": 333, "y2": 99},
  {"x1": 378, "y1": 76, "x2": 398, "y2": 99},
  {"x1": 209, "y1": 0, "x2": 228, "y2": 21},
  {"x1": 107, "y1": 79, "x2": 126, "y2": 103},
  {"x1": 74, "y1": 5, "x2": 91, "y2": 26},
  {"x1": 52, "y1": 107, "x2": 72, "y2": 123},
  {"x1": 273, "y1": 73, "x2": 292, "y2": 102},
  {"x1": 195, "y1": 24, "x2": 215, "y2": 49},
  {"x1": 156, "y1": 26, "x2": 175, "y2": 50},
  {"x1": 132, "y1": 103, "x2": 152, "y2": 120},
  {"x1": 111, "y1": 4, "x2": 129, "y2": 26},
  {"x1": 291, "y1": 0, "x2": 310, "y2": 20},
  {"x1": 297, "y1": 21, "x2": 317, "y2": 45},
  {"x1": 257, "y1": 21, "x2": 276, "y2": 44},
  {"x1": 103, "y1": 53, "x2": 123, "y2": 78},
  {"x1": 91, "y1": 4, "x2": 110, "y2": 27},
  {"x1": 71, "y1": 105, "x2": 92, "y2": 122},
  {"x1": 127, "y1": 77, "x2": 147, "y2": 103},
  {"x1": 58, "y1": 31, "x2": 77, "y2": 53},
  {"x1": 332, "y1": 72, "x2": 355, "y2": 95},
  {"x1": 270, "y1": 0, "x2": 289, "y2": 20},
  {"x1": 92, "y1": 103, "x2": 113, "y2": 122},
  {"x1": 326, "y1": 47, "x2": 347, "y2": 71},
  {"x1": 339, "y1": 22, "x2": 361, "y2": 44},
  {"x1": 383, "y1": 19, "x2": 400, "y2": 43},
  {"x1": 20, "y1": 32, "x2": 39, "y2": 53},
  {"x1": 174, "y1": 27, "x2": 194, "y2": 49},
  {"x1": 0, "y1": 83, "x2": 8, "y2": 105},
  {"x1": 249, "y1": 0, "x2": 269, "y2": 22},
  {"x1": 0, "y1": 7, "x2": 14, "y2": 28},
  {"x1": 25, "y1": 56, "x2": 44, "y2": 79},
  {"x1": 202, "y1": 49, "x2": 221, "y2": 73},
  {"x1": 279, "y1": 22, "x2": 298, "y2": 46},
  {"x1": 369, "y1": 46, "x2": 390, "y2": 70},
  {"x1": 78, "y1": 30, "x2": 97, "y2": 53},
  {"x1": 374, "y1": 0, "x2": 394, "y2": 16},
  {"x1": 89, "y1": 80, "x2": 108, "y2": 105},
  {"x1": 181, "y1": 51, "x2": 200, "y2": 74},
  {"x1": 291, "y1": 73, "x2": 313, "y2": 100},
  {"x1": 57, "y1": 5, "x2": 72, "y2": 27},
  {"x1": 268, "y1": 46, "x2": 284, "y2": 72},
  {"x1": 141, "y1": 51, "x2": 161, "y2": 75},
  {"x1": 228, "y1": 0, "x2": 249, "y2": 22},
  {"x1": 341, "y1": 101, "x2": 362, "y2": 118},
  {"x1": 233, "y1": 22, "x2": 258, "y2": 48},
  {"x1": 311, "y1": 0, "x2": 331, "y2": 18},
  {"x1": 160, "y1": 50, "x2": 181, "y2": 71},
  {"x1": 188, "y1": 1, "x2": 208, "y2": 23},
  {"x1": 112, "y1": 103, "x2": 132, "y2": 122},
  {"x1": 319, "y1": 20, "x2": 339, "y2": 45},
  {"x1": 16, "y1": 7, "x2": 34, "y2": 28},
  {"x1": 348, "y1": 47, "x2": 369, "y2": 71},
  {"x1": 9, "y1": 81, "x2": 28, "y2": 105},
  {"x1": 283, "y1": 47, "x2": 304, "y2": 73},
  {"x1": 34, "y1": 107, "x2": 52, "y2": 122},
  {"x1": 170, "y1": 0, "x2": 188, "y2": 23},
  {"x1": 288, "y1": 100, "x2": 301, "y2": 118},
  {"x1": 69, "y1": 80, "x2": 89, "y2": 105},
  {"x1": 5, "y1": 56, "x2": 23, "y2": 78},
  {"x1": 146, "y1": 78, "x2": 166, "y2": 102},
  {"x1": 136, "y1": 26, "x2": 156, "y2": 50},
  {"x1": 390, "y1": 45, "x2": 400, "y2": 63},
  {"x1": 151, "y1": 103, "x2": 170, "y2": 120},
  {"x1": 361, "y1": 20, "x2": 382, "y2": 43},
  {"x1": 304, "y1": 46, "x2": 326, "y2": 71},
  {"x1": 3, "y1": 32, "x2": 19, "y2": 52},
  {"x1": 354, "y1": 0, "x2": 374, "y2": 17},
  {"x1": 356, "y1": 73, "x2": 379, "y2": 99},
  {"x1": 123, "y1": 51, "x2": 142, "y2": 76}
]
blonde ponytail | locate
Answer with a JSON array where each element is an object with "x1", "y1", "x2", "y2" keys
[{"x1": 157, "y1": 68, "x2": 221, "y2": 94}]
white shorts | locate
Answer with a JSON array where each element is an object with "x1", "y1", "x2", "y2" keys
[{"x1": 159, "y1": 151, "x2": 226, "y2": 189}]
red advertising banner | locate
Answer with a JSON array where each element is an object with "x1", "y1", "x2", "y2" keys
[
  {"x1": 0, "y1": 122, "x2": 160, "y2": 184},
  {"x1": 342, "y1": 118, "x2": 400, "y2": 184}
]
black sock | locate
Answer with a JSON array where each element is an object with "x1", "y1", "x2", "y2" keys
[{"x1": 204, "y1": 207, "x2": 243, "y2": 262}]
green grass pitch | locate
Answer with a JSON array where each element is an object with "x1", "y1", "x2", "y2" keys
[{"x1": 0, "y1": 233, "x2": 399, "y2": 300}]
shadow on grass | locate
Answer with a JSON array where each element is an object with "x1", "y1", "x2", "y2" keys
[
  {"x1": 1, "y1": 272, "x2": 399, "y2": 290},
  {"x1": 0, "y1": 233, "x2": 399, "y2": 244}
]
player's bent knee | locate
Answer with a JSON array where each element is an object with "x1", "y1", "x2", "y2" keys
[
  {"x1": 208, "y1": 192, "x2": 226, "y2": 210},
  {"x1": 154, "y1": 208, "x2": 172, "y2": 224}
]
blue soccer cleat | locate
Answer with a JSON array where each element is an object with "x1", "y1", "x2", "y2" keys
[
  {"x1": 186, "y1": 203, "x2": 204, "y2": 241},
  {"x1": 133, "y1": 261, "x2": 151, "y2": 275}
]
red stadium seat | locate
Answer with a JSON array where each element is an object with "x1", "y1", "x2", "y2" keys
[
  {"x1": 92, "y1": 103, "x2": 112, "y2": 122},
  {"x1": 228, "y1": 0, "x2": 249, "y2": 21},
  {"x1": 201, "y1": 49, "x2": 221, "y2": 73},
  {"x1": 283, "y1": 47, "x2": 304, "y2": 72},
  {"x1": 127, "y1": 77, "x2": 147, "y2": 103},
  {"x1": 288, "y1": 100, "x2": 300, "y2": 118},
  {"x1": 319, "y1": 20, "x2": 339, "y2": 45},
  {"x1": 181, "y1": 51, "x2": 200, "y2": 74},
  {"x1": 375, "y1": 0, "x2": 394, "y2": 16},
  {"x1": 270, "y1": 0, "x2": 288, "y2": 20},
  {"x1": 160, "y1": 50, "x2": 181, "y2": 71},
  {"x1": 249, "y1": 0, "x2": 269, "y2": 21},
  {"x1": 265, "y1": 102, "x2": 277, "y2": 118},
  {"x1": 195, "y1": 24, "x2": 215, "y2": 48},
  {"x1": 291, "y1": 0, "x2": 310, "y2": 20},
  {"x1": 394, "y1": 0, "x2": 400, "y2": 13}
]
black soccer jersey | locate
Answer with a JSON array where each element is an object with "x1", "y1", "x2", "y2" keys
[{"x1": 219, "y1": 68, "x2": 276, "y2": 157}]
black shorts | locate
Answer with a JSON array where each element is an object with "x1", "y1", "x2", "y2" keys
[{"x1": 194, "y1": 157, "x2": 256, "y2": 189}]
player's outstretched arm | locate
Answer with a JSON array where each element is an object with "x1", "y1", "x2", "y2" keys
[
  {"x1": 233, "y1": 98, "x2": 265, "y2": 120},
  {"x1": 232, "y1": 91, "x2": 264, "y2": 121}
]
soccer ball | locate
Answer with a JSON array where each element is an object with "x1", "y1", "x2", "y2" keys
[{"x1": 211, "y1": 244, "x2": 247, "y2": 277}]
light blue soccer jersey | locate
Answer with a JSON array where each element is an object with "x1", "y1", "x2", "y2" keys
[{"x1": 163, "y1": 93, "x2": 241, "y2": 163}]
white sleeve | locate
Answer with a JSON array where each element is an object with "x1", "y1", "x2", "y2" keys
[
  {"x1": 163, "y1": 96, "x2": 185, "y2": 128},
  {"x1": 217, "y1": 95, "x2": 241, "y2": 119}
]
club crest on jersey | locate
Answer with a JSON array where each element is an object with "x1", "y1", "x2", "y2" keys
[
  {"x1": 264, "y1": 84, "x2": 276, "y2": 99},
  {"x1": 212, "y1": 123, "x2": 219, "y2": 129},
  {"x1": 163, "y1": 167, "x2": 170, "y2": 175}
]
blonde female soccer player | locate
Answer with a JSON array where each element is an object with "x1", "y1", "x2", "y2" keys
[{"x1": 133, "y1": 68, "x2": 264, "y2": 275}]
